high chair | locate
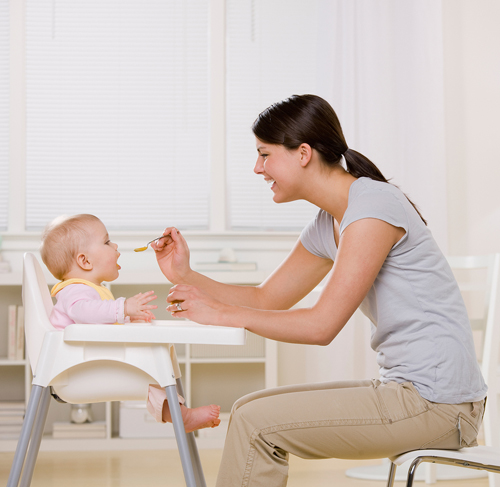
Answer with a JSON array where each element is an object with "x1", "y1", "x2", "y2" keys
[{"x1": 7, "y1": 252, "x2": 246, "y2": 487}]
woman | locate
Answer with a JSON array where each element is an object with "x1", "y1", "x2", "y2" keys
[{"x1": 153, "y1": 94, "x2": 486, "y2": 487}]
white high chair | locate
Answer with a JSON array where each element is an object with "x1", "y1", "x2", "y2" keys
[
  {"x1": 7, "y1": 252, "x2": 246, "y2": 487},
  {"x1": 346, "y1": 254, "x2": 500, "y2": 486}
]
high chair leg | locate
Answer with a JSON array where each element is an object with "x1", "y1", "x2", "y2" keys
[
  {"x1": 7, "y1": 385, "x2": 46, "y2": 487},
  {"x1": 176, "y1": 377, "x2": 206, "y2": 487},
  {"x1": 166, "y1": 384, "x2": 197, "y2": 487},
  {"x1": 19, "y1": 387, "x2": 51, "y2": 487}
]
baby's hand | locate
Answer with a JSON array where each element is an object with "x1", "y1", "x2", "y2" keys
[{"x1": 125, "y1": 290, "x2": 158, "y2": 322}]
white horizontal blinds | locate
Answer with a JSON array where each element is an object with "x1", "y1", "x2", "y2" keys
[
  {"x1": 26, "y1": 0, "x2": 210, "y2": 231},
  {"x1": 0, "y1": 0, "x2": 8, "y2": 231},
  {"x1": 226, "y1": 0, "x2": 320, "y2": 231}
]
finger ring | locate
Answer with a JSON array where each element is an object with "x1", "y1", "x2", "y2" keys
[{"x1": 175, "y1": 302, "x2": 183, "y2": 312}]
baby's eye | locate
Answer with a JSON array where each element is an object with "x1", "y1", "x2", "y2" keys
[{"x1": 105, "y1": 240, "x2": 110, "y2": 245}]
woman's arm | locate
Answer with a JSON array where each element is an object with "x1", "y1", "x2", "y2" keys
[
  {"x1": 152, "y1": 227, "x2": 333, "y2": 310},
  {"x1": 167, "y1": 219, "x2": 405, "y2": 345}
]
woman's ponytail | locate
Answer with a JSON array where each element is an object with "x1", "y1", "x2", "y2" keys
[{"x1": 343, "y1": 149, "x2": 387, "y2": 182}]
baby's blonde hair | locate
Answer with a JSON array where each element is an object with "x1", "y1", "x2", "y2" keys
[{"x1": 40, "y1": 214, "x2": 101, "y2": 280}]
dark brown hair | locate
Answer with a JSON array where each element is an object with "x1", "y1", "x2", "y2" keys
[{"x1": 252, "y1": 94, "x2": 426, "y2": 224}]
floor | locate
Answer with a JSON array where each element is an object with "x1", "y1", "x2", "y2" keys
[{"x1": 0, "y1": 448, "x2": 492, "y2": 487}]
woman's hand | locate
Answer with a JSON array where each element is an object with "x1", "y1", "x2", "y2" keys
[
  {"x1": 151, "y1": 227, "x2": 193, "y2": 284},
  {"x1": 125, "y1": 290, "x2": 158, "y2": 322},
  {"x1": 166, "y1": 284, "x2": 230, "y2": 326}
]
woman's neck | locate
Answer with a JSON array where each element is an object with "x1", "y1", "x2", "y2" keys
[{"x1": 303, "y1": 165, "x2": 358, "y2": 224}]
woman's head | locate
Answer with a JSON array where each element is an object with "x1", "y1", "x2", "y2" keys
[
  {"x1": 252, "y1": 94, "x2": 347, "y2": 168},
  {"x1": 252, "y1": 94, "x2": 387, "y2": 181},
  {"x1": 40, "y1": 214, "x2": 102, "y2": 280},
  {"x1": 252, "y1": 94, "x2": 426, "y2": 224}
]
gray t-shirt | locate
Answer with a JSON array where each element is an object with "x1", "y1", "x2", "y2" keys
[{"x1": 300, "y1": 177, "x2": 487, "y2": 404}]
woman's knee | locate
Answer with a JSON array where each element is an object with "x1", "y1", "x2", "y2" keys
[{"x1": 229, "y1": 396, "x2": 271, "y2": 438}]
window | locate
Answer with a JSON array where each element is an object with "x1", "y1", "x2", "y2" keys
[
  {"x1": 226, "y1": 0, "x2": 320, "y2": 230},
  {"x1": 25, "y1": 0, "x2": 210, "y2": 231},
  {"x1": 7, "y1": 0, "x2": 327, "y2": 234}
]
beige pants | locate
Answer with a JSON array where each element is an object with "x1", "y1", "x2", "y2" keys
[{"x1": 216, "y1": 380, "x2": 485, "y2": 487}]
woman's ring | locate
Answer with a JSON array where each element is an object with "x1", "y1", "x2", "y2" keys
[{"x1": 175, "y1": 302, "x2": 183, "y2": 312}]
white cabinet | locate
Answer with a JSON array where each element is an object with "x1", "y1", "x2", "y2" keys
[{"x1": 0, "y1": 270, "x2": 277, "y2": 451}]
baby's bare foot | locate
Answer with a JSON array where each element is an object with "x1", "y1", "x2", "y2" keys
[
  {"x1": 162, "y1": 403, "x2": 221, "y2": 433},
  {"x1": 182, "y1": 404, "x2": 221, "y2": 433}
]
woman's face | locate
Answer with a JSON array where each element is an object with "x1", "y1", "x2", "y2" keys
[{"x1": 254, "y1": 138, "x2": 303, "y2": 204}]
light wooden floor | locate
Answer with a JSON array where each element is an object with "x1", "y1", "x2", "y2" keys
[{"x1": 0, "y1": 448, "x2": 491, "y2": 487}]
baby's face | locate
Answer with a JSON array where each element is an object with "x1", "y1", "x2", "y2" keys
[{"x1": 84, "y1": 220, "x2": 121, "y2": 283}]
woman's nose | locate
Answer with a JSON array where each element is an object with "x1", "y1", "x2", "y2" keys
[{"x1": 254, "y1": 157, "x2": 263, "y2": 175}]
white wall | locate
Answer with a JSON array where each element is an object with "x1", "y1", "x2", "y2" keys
[{"x1": 444, "y1": 0, "x2": 500, "y2": 256}]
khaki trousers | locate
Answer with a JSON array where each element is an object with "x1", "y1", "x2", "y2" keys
[{"x1": 215, "y1": 380, "x2": 485, "y2": 487}]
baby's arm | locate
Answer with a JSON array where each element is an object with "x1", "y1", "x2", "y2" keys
[
  {"x1": 59, "y1": 285, "x2": 128, "y2": 324},
  {"x1": 56, "y1": 285, "x2": 156, "y2": 324},
  {"x1": 125, "y1": 291, "x2": 158, "y2": 322}
]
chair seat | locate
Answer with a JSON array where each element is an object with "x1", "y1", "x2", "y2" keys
[{"x1": 393, "y1": 445, "x2": 500, "y2": 469}]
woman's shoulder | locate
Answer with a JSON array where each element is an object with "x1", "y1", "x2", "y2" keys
[
  {"x1": 341, "y1": 178, "x2": 412, "y2": 235},
  {"x1": 350, "y1": 177, "x2": 404, "y2": 200}
]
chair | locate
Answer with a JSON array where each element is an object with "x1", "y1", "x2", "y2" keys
[
  {"x1": 7, "y1": 252, "x2": 246, "y2": 487},
  {"x1": 347, "y1": 253, "x2": 500, "y2": 484}
]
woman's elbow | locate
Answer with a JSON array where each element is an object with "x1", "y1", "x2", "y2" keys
[
  {"x1": 308, "y1": 313, "x2": 343, "y2": 346},
  {"x1": 316, "y1": 334, "x2": 335, "y2": 346},
  {"x1": 310, "y1": 326, "x2": 338, "y2": 346}
]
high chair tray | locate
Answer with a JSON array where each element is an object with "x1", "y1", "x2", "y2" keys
[{"x1": 63, "y1": 320, "x2": 246, "y2": 345}]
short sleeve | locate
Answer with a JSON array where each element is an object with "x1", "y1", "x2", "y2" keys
[
  {"x1": 340, "y1": 187, "x2": 409, "y2": 247},
  {"x1": 300, "y1": 209, "x2": 336, "y2": 260}
]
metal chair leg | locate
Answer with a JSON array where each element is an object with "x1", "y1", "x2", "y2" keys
[
  {"x1": 386, "y1": 462, "x2": 397, "y2": 487},
  {"x1": 19, "y1": 387, "x2": 51, "y2": 487},
  {"x1": 7, "y1": 386, "x2": 45, "y2": 487},
  {"x1": 407, "y1": 458, "x2": 425, "y2": 487},
  {"x1": 165, "y1": 385, "x2": 197, "y2": 487},
  {"x1": 176, "y1": 378, "x2": 207, "y2": 487}
]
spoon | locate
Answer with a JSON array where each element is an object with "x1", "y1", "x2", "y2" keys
[{"x1": 134, "y1": 234, "x2": 171, "y2": 252}]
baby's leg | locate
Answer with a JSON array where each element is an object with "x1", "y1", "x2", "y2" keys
[{"x1": 147, "y1": 384, "x2": 220, "y2": 433}]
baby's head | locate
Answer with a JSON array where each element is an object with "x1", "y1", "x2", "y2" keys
[{"x1": 40, "y1": 214, "x2": 103, "y2": 280}]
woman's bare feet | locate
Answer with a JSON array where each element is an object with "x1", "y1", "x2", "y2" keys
[{"x1": 162, "y1": 403, "x2": 221, "y2": 433}]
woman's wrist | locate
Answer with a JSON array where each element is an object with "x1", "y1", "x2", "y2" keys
[
  {"x1": 217, "y1": 303, "x2": 244, "y2": 328},
  {"x1": 176, "y1": 267, "x2": 196, "y2": 285}
]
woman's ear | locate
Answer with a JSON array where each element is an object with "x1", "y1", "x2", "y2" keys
[
  {"x1": 76, "y1": 253, "x2": 93, "y2": 271},
  {"x1": 299, "y1": 143, "x2": 313, "y2": 167}
]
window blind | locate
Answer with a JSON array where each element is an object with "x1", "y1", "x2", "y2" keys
[
  {"x1": 226, "y1": 0, "x2": 321, "y2": 231},
  {"x1": 26, "y1": 0, "x2": 210, "y2": 231},
  {"x1": 0, "y1": 0, "x2": 8, "y2": 231}
]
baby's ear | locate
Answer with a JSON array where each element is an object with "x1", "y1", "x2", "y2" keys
[{"x1": 76, "y1": 253, "x2": 93, "y2": 271}]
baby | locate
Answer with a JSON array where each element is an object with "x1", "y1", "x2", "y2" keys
[{"x1": 40, "y1": 213, "x2": 220, "y2": 432}]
